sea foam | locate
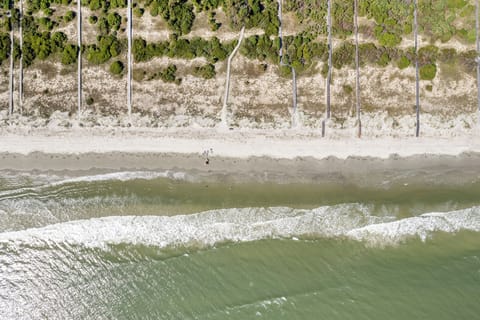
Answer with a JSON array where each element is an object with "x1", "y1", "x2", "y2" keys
[
  {"x1": 0, "y1": 170, "x2": 188, "y2": 198},
  {"x1": 49, "y1": 170, "x2": 188, "y2": 185},
  {"x1": 1, "y1": 204, "x2": 479, "y2": 249}
]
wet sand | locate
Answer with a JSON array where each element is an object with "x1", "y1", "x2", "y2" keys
[{"x1": 1, "y1": 151, "x2": 479, "y2": 186}]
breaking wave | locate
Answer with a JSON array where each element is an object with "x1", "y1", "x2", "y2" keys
[
  {"x1": 49, "y1": 170, "x2": 188, "y2": 185},
  {"x1": 1, "y1": 204, "x2": 479, "y2": 249},
  {"x1": 0, "y1": 170, "x2": 188, "y2": 197}
]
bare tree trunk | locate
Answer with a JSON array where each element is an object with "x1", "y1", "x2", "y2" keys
[
  {"x1": 8, "y1": 13, "x2": 14, "y2": 116},
  {"x1": 291, "y1": 67, "x2": 298, "y2": 126},
  {"x1": 19, "y1": 0, "x2": 23, "y2": 114},
  {"x1": 414, "y1": 0, "x2": 420, "y2": 137},
  {"x1": 221, "y1": 26, "x2": 245, "y2": 128},
  {"x1": 277, "y1": 0, "x2": 283, "y2": 63},
  {"x1": 476, "y1": 0, "x2": 480, "y2": 126},
  {"x1": 77, "y1": 0, "x2": 82, "y2": 120},
  {"x1": 326, "y1": 0, "x2": 332, "y2": 120},
  {"x1": 322, "y1": 0, "x2": 332, "y2": 137},
  {"x1": 127, "y1": 0, "x2": 132, "y2": 116},
  {"x1": 354, "y1": 0, "x2": 361, "y2": 138}
]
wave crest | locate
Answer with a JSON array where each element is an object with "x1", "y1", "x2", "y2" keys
[{"x1": 0, "y1": 204, "x2": 479, "y2": 249}]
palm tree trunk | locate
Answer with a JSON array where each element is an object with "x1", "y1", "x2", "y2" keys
[
  {"x1": 476, "y1": 0, "x2": 480, "y2": 126},
  {"x1": 127, "y1": 0, "x2": 132, "y2": 116},
  {"x1": 277, "y1": 0, "x2": 283, "y2": 63},
  {"x1": 414, "y1": 0, "x2": 420, "y2": 137},
  {"x1": 8, "y1": 14, "x2": 14, "y2": 116},
  {"x1": 19, "y1": 0, "x2": 23, "y2": 114},
  {"x1": 322, "y1": 0, "x2": 332, "y2": 137},
  {"x1": 326, "y1": 0, "x2": 332, "y2": 120},
  {"x1": 77, "y1": 0, "x2": 82, "y2": 120},
  {"x1": 354, "y1": 0, "x2": 361, "y2": 138},
  {"x1": 291, "y1": 67, "x2": 298, "y2": 126}
]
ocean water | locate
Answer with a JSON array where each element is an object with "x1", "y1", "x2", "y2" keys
[{"x1": 0, "y1": 169, "x2": 479, "y2": 319}]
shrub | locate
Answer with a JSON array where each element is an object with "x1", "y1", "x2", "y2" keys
[
  {"x1": 160, "y1": 64, "x2": 177, "y2": 82},
  {"x1": 89, "y1": 16, "x2": 98, "y2": 24},
  {"x1": 133, "y1": 7, "x2": 144, "y2": 18},
  {"x1": 86, "y1": 35, "x2": 121, "y2": 64},
  {"x1": 397, "y1": 55, "x2": 410, "y2": 69},
  {"x1": 193, "y1": 63, "x2": 216, "y2": 79},
  {"x1": 109, "y1": 60, "x2": 124, "y2": 74},
  {"x1": 0, "y1": 33, "x2": 11, "y2": 64},
  {"x1": 152, "y1": 0, "x2": 195, "y2": 35},
  {"x1": 377, "y1": 52, "x2": 391, "y2": 67},
  {"x1": 377, "y1": 32, "x2": 401, "y2": 47},
  {"x1": 418, "y1": 45, "x2": 439, "y2": 65},
  {"x1": 110, "y1": 0, "x2": 127, "y2": 8},
  {"x1": 38, "y1": 17, "x2": 56, "y2": 31},
  {"x1": 63, "y1": 10, "x2": 76, "y2": 23},
  {"x1": 107, "y1": 12, "x2": 121, "y2": 31},
  {"x1": 89, "y1": 0, "x2": 101, "y2": 11},
  {"x1": 97, "y1": 16, "x2": 109, "y2": 35},
  {"x1": 223, "y1": 0, "x2": 278, "y2": 35},
  {"x1": 419, "y1": 63, "x2": 437, "y2": 80},
  {"x1": 43, "y1": 8, "x2": 54, "y2": 16},
  {"x1": 332, "y1": 43, "x2": 354, "y2": 69},
  {"x1": 343, "y1": 84, "x2": 353, "y2": 94},
  {"x1": 439, "y1": 48, "x2": 456, "y2": 63},
  {"x1": 51, "y1": 31, "x2": 67, "y2": 51},
  {"x1": 61, "y1": 44, "x2": 78, "y2": 65},
  {"x1": 86, "y1": 97, "x2": 94, "y2": 105}
]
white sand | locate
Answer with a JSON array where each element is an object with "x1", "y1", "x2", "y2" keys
[{"x1": 1, "y1": 125, "x2": 479, "y2": 159}]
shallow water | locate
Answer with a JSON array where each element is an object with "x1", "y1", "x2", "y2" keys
[{"x1": 1, "y1": 169, "x2": 479, "y2": 319}]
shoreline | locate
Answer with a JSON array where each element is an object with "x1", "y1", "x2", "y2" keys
[
  {"x1": 1, "y1": 127, "x2": 479, "y2": 185},
  {"x1": 1, "y1": 152, "x2": 479, "y2": 188}
]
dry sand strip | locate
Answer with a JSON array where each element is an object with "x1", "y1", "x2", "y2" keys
[{"x1": 1, "y1": 128, "x2": 480, "y2": 159}]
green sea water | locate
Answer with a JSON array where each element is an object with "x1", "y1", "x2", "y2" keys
[{"x1": 0, "y1": 169, "x2": 479, "y2": 319}]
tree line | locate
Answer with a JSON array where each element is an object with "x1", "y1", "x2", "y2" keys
[{"x1": 1, "y1": 0, "x2": 476, "y2": 81}]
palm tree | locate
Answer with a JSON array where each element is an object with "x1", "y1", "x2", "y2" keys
[
  {"x1": 414, "y1": 0, "x2": 420, "y2": 137},
  {"x1": 127, "y1": 0, "x2": 132, "y2": 116},
  {"x1": 77, "y1": 0, "x2": 82, "y2": 120},
  {"x1": 354, "y1": 0, "x2": 361, "y2": 137},
  {"x1": 322, "y1": 0, "x2": 332, "y2": 137},
  {"x1": 19, "y1": 0, "x2": 24, "y2": 114}
]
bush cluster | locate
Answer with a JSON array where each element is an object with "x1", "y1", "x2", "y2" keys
[
  {"x1": 223, "y1": 0, "x2": 279, "y2": 35},
  {"x1": 145, "y1": 64, "x2": 180, "y2": 84},
  {"x1": 192, "y1": 63, "x2": 216, "y2": 79},
  {"x1": 149, "y1": 0, "x2": 195, "y2": 35},
  {"x1": 286, "y1": 0, "x2": 472, "y2": 46},
  {"x1": 133, "y1": 35, "x2": 235, "y2": 63},
  {"x1": 85, "y1": 35, "x2": 122, "y2": 64},
  {"x1": 0, "y1": 0, "x2": 476, "y2": 82}
]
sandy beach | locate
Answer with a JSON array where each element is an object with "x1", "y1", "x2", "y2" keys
[
  {"x1": 0, "y1": 126, "x2": 479, "y2": 186},
  {"x1": 2, "y1": 125, "x2": 480, "y2": 157}
]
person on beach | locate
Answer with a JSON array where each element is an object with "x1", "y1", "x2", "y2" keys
[{"x1": 203, "y1": 149, "x2": 211, "y2": 165}]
